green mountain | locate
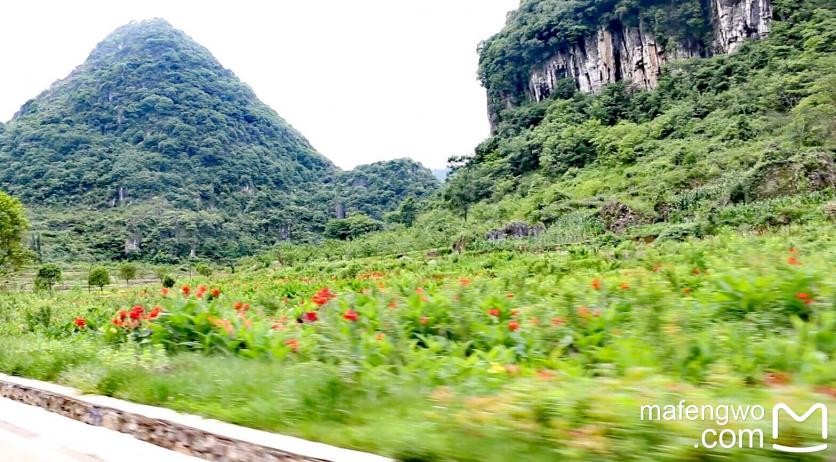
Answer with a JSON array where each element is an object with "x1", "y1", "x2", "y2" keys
[
  {"x1": 440, "y1": 0, "x2": 835, "y2": 239},
  {"x1": 335, "y1": 158, "x2": 439, "y2": 220},
  {"x1": 0, "y1": 19, "x2": 437, "y2": 263}
]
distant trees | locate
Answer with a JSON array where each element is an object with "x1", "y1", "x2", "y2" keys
[
  {"x1": 195, "y1": 262, "x2": 213, "y2": 277},
  {"x1": 118, "y1": 262, "x2": 139, "y2": 286},
  {"x1": 0, "y1": 191, "x2": 30, "y2": 276},
  {"x1": 34, "y1": 264, "x2": 62, "y2": 291},
  {"x1": 88, "y1": 267, "x2": 111, "y2": 291},
  {"x1": 325, "y1": 214, "x2": 384, "y2": 240}
]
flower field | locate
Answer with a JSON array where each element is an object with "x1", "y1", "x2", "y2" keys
[{"x1": 1, "y1": 224, "x2": 834, "y2": 461}]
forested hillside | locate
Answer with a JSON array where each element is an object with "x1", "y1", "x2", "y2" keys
[
  {"x1": 439, "y1": 0, "x2": 835, "y2": 243},
  {"x1": 0, "y1": 19, "x2": 436, "y2": 263}
]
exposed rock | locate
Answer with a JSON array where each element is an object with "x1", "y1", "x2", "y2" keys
[
  {"x1": 825, "y1": 201, "x2": 836, "y2": 221},
  {"x1": 524, "y1": 0, "x2": 771, "y2": 102},
  {"x1": 598, "y1": 202, "x2": 648, "y2": 233},
  {"x1": 486, "y1": 222, "x2": 545, "y2": 241}
]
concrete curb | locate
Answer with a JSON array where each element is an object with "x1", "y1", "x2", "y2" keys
[{"x1": 0, "y1": 373, "x2": 392, "y2": 462}]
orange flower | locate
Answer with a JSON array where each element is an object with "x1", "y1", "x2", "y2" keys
[
  {"x1": 458, "y1": 278, "x2": 471, "y2": 287},
  {"x1": 506, "y1": 292, "x2": 514, "y2": 299},
  {"x1": 312, "y1": 287, "x2": 336, "y2": 305},
  {"x1": 285, "y1": 338, "x2": 299, "y2": 352},
  {"x1": 536, "y1": 369, "x2": 556, "y2": 381},
  {"x1": 210, "y1": 288, "x2": 221, "y2": 298},
  {"x1": 619, "y1": 282, "x2": 630, "y2": 290},
  {"x1": 682, "y1": 287, "x2": 692, "y2": 296},
  {"x1": 796, "y1": 292, "x2": 813, "y2": 305},
  {"x1": 577, "y1": 306, "x2": 591, "y2": 318},
  {"x1": 487, "y1": 308, "x2": 500, "y2": 317},
  {"x1": 146, "y1": 306, "x2": 162, "y2": 320},
  {"x1": 387, "y1": 299, "x2": 398, "y2": 309},
  {"x1": 508, "y1": 320, "x2": 520, "y2": 332},
  {"x1": 376, "y1": 332, "x2": 386, "y2": 341},
  {"x1": 195, "y1": 285, "x2": 207, "y2": 299},
  {"x1": 787, "y1": 256, "x2": 800, "y2": 266},
  {"x1": 529, "y1": 317, "x2": 540, "y2": 326},
  {"x1": 161, "y1": 287, "x2": 170, "y2": 297},
  {"x1": 419, "y1": 316, "x2": 429, "y2": 325},
  {"x1": 691, "y1": 268, "x2": 702, "y2": 275},
  {"x1": 788, "y1": 246, "x2": 798, "y2": 254},
  {"x1": 181, "y1": 284, "x2": 191, "y2": 296},
  {"x1": 510, "y1": 308, "x2": 520, "y2": 318},
  {"x1": 551, "y1": 317, "x2": 565, "y2": 326},
  {"x1": 591, "y1": 279, "x2": 602, "y2": 290},
  {"x1": 343, "y1": 309, "x2": 359, "y2": 322}
]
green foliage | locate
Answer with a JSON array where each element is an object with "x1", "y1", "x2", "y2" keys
[
  {"x1": 34, "y1": 264, "x2": 62, "y2": 291},
  {"x1": 0, "y1": 224, "x2": 834, "y2": 460},
  {"x1": 324, "y1": 214, "x2": 384, "y2": 240},
  {"x1": 117, "y1": 262, "x2": 138, "y2": 286},
  {"x1": 162, "y1": 274, "x2": 176, "y2": 288},
  {"x1": 0, "y1": 190, "x2": 30, "y2": 276},
  {"x1": 335, "y1": 159, "x2": 439, "y2": 220},
  {"x1": 195, "y1": 262, "x2": 213, "y2": 277},
  {"x1": 87, "y1": 266, "x2": 110, "y2": 291},
  {"x1": 0, "y1": 20, "x2": 430, "y2": 262}
]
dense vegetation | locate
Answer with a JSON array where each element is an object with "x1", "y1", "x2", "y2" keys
[
  {"x1": 1, "y1": 2, "x2": 835, "y2": 461},
  {"x1": 0, "y1": 19, "x2": 435, "y2": 263},
  {"x1": 335, "y1": 158, "x2": 439, "y2": 220},
  {"x1": 1, "y1": 223, "x2": 834, "y2": 460},
  {"x1": 449, "y1": 1, "x2": 835, "y2": 240}
]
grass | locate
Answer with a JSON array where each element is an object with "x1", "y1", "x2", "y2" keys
[{"x1": 1, "y1": 221, "x2": 834, "y2": 460}]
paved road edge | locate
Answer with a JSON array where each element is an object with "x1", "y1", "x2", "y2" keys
[{"x1": 0, "y1": 373, "x2": 392, "y2": 462}]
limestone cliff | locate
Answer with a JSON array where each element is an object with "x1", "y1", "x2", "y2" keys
[{"x1": 527, "y1": 0, "x2": 771, "y2": 101}]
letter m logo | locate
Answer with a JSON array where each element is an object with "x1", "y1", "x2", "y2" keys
[{"x1": 772, "y1": 403, "x2": 828, "y2": 453}]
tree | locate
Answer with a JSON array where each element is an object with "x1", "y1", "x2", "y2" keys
[
  {"x1": 88, "y1": 267, "x2": 110, "y2": 291},
  {"x1": 324, "y1": 214, "x2": 384, "y2": 240},
  {"x1": 162, "y1": 274, "x2": 176, "y2": 288},
  {"x1": 442, "y1": 167, "x2": 491, "y2": 221},
  {"x1": 34, "y1": 264, "x2": 62, "y2": 291},
  {"x1": 118, "y1": 262, "x2": 138, "y2": 286},
  {"x1": 0, "y1": 190, "x2": 30, "y2": 276},
  {"x1": 195, "y1": 262, "x2": 213, "y2": 277},
  {"x1": 396, "y1": 197, "x2": 420, "y2": 227}
]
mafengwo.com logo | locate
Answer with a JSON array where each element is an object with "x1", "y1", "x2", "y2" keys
[{"x1": 640, "y1": 401, "x2": 829, "y2": 452}]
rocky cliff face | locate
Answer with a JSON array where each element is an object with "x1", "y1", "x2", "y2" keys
[{"x1": 525, "y1": 0, "x2": 772, "y2": 102}]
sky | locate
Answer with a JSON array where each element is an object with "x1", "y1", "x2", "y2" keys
[{"x1": 0, "y1": 0, "x2": 519, "y2": 170}]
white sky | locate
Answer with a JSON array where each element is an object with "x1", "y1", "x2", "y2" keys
[{"x1": 0, "y1": 0, "x2": 518, "y2": 170}]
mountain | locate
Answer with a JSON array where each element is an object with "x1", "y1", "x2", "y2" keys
[
  {"x1": 335, "y1": 159, "x2": 439, "y2": 220},
  {"x1": 0, "y1": 19, "x2": 435, "y2": 262},
  {"x1": 440, "y1": 0, "x2": 835, "y2": 238}
]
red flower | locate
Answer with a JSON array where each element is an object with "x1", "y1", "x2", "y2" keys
[
  {"x1": 118, "y1": 310, "x2": 128, "y2": 320},
  {"x1": 387, "y1": 299, "x2": 398, "y2": 309},
  {"x1": 787, "y1": 256, "x2": 800, "y2": 266},
  {"x1": 487, "y1": 308, "x2": 500, "y2": 317},
  {"x1": 312, "y1": 288, "x2": 336, "y2": 305},
  {"x1": 508, "y1": 320, "x2": 520, "y2": 332},
  {"x1": 591, "y1": 279, "x2": 602, "y2": 290},
  {"x1": 304, "y1": 311, "x2": 318, "y2": 322},
  {"x1": 210, "y1": 288, "x2": 221, "y2": 298},
  {"x1": 343, "y1": 309, "x2": 359, "y2": 322},
  {"x1": 181, "y1": 284, "x2": 191, "y2": 296},
  {"x1": 73, "y1": 317, "x2": 87, "y2": 329},
  {"x1": 196, "y1": 285, "x2": 207, "y2": 299},
  {"x1": 111, "y1": 318, "x2": 123, "y2": 327},
  {"x1": 129, "y1": 305, "x2": 144, "y2": 320},
  {"x1": 285, "y1": 338, "x2": 299, "y2": 352},
  {"x1": 796, "y1": 292, "x2": 813, "y2": 305},
  {"x1": 146, "y1": 306, "x2": 163, "y2": 320}
]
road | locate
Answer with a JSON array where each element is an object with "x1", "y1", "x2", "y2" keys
[{"x1": 0, "y1": 397, "x2": 202, "y2": 462}]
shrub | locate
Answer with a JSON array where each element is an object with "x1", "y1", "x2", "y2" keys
[
  {"x1": 88, "y1": 267, "x2": 110, "y2": 291},
  {"x1": 34, "y1": 264, "x2": 62, "y2": 291}
]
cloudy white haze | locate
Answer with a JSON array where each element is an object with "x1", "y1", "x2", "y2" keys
[{"x1": 0, "y1": 0, "x2": 519, "y2": 170}]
